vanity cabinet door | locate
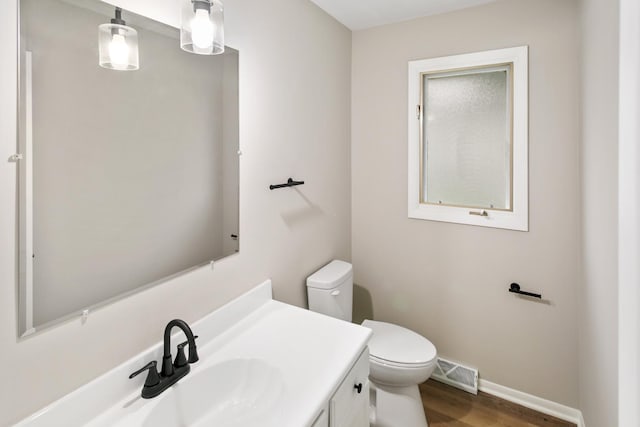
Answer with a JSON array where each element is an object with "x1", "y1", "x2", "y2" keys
[
  {"x1": 330, "y1": 348, "x2": 370, "y2": 427},
  {"x1": 311, "y1": 407, "x2": 329, "y2": 427}
]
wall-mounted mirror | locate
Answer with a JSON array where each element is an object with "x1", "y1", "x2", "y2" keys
[{"x1": 17, "y1": 0, "x2": 239, "y2": 336}]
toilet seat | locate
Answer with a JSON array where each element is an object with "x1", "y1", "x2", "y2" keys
[
  {"x1": 362, "y1": 320, "x2": 437, "y2": 366},
  {"x1": 369, "y1": 354, "x2": 435, "y2": 369}
]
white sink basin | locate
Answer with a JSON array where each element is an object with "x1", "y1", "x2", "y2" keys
[
  {"x1": 15, "y1": 280, "x2": 371, "y2": 427},
  {"x1": 141, "y1": 359, "x2": 284, "y2": 427}
]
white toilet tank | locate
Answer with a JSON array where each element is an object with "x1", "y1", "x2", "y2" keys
[{"x1": 306, "y1": 260, "x2": 353, "y2": 322}]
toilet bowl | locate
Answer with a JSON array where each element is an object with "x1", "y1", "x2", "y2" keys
[
  {"x1": 364, "y1": 320, "x2": 437, "y2": 386},
  {"x1": 306, "y1": 260, "x2": 437, "y2": 427},
  {"x1": 363, "y1": 320, "x2": 437, "y2": 427}
]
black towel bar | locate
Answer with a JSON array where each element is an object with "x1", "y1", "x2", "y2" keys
[{"x1": 270, "y1": 178, "x2": 304, "y2": 190}]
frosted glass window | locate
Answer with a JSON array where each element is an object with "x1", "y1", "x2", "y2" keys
[
  {"x1": 422, "y1": 66, "x2": 511, "y2": 210},
  {"x1": 407, "y1": 47, "x2": 528, "y2": 231}
]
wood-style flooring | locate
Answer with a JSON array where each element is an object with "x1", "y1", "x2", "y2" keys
[{"x1": 420, "y1": 380, "x2": 577, "y2": 427}]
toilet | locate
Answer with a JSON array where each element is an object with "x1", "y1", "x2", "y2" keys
[{"x1": 307, "y1": 260, "x2": 437, "y2": 427}]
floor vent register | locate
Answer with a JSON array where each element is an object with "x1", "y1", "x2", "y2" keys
[{"x1": 431, "y1": 357, "x2": 479, "y2": 395}]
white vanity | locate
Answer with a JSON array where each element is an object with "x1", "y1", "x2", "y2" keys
[{"x1": 15, "y1": 281, "x2": 372, "y2": 427}]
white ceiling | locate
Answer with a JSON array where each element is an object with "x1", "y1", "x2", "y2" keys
[{"x1": 309, "y1": 0, "x2": 497, "y2": 31}]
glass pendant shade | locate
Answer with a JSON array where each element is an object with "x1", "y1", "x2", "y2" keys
[
  {"x1": 181, "y1": 0, "x2": 224, "y2": 55},
  {"x1": 98, "y1": 9, "x2": 139, "y2": 71}
]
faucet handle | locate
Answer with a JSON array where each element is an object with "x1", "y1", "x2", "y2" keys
[
  {"x1": 187, "y1": 335, "x2": 199, "y2": 364},
  {"x1": 174, "y1": 335, "x2": 199, "y2": 368},
  {"x1": 129, "y1": 361, "x2": 160, "y2": 388}
]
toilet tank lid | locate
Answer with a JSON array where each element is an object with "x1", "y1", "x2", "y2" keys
[{"x1": 306, "y1": 260, "x2": 352, "y2": 289}]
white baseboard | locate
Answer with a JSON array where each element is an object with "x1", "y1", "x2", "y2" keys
[{"x1": 478, "y1": 379, "x2": 585, "y2": 427}]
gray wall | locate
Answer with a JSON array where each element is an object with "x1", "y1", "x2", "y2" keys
[
  {"x1": 0, "y1": 0, "x2": 352, "y2": 423},
  {"x1": 579, "y1": 0, "x2": 619, "y2": 425},
  {"x1": 352, "y1": 0, "x2": 581, "y2": 406}
]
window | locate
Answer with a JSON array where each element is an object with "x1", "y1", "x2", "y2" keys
[{"x1": 408, "y1": 46, "x2": 529, "y2": 231}]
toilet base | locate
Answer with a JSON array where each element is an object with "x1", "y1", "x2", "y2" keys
[{"x1": 369, "y1": 381, "x2": 428, "y2": 427}]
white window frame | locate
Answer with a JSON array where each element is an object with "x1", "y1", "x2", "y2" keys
[{"x1": 408, "y1": 46, "x2": 529, "y2": 231}]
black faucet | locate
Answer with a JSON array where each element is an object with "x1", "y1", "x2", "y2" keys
[{"x1": 129, "y1": 319, "x2": 199, "y2": 399}]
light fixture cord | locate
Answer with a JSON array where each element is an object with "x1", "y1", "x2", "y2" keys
[
  {"x1": 192, "y1": 0, "x2": 212, "y2": 13},
  {"x1": 111, "y1": 7, "x2": 126, "y2": 25}
]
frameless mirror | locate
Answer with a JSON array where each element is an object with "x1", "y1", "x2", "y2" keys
[{"x1": 18, "y1": 0, "x2": 239, "y2": 335}]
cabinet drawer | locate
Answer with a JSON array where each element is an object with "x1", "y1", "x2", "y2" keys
[{"x1": 330, "y1": 348, "x2": 370, "y2": 427}]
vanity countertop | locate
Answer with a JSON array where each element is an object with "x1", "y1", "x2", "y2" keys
[{"x1": 15, "y1": 280, "x2": 372, "y2": 427}]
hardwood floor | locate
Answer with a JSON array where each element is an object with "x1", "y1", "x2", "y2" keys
[{"x1": 420, "y1": 380, "x2": 577, "y2": 427}]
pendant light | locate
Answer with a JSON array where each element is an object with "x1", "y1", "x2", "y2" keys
[
  {"x1": 180, "y1": 0, "x2": 224, "y2": 55},
  {"x1": 98, "y1": 8, "x2": 139, "y2": 71}
]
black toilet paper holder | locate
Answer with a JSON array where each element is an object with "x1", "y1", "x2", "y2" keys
[{"x1": 508, "y1": 283, "x2": 542, "y2": 299}]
